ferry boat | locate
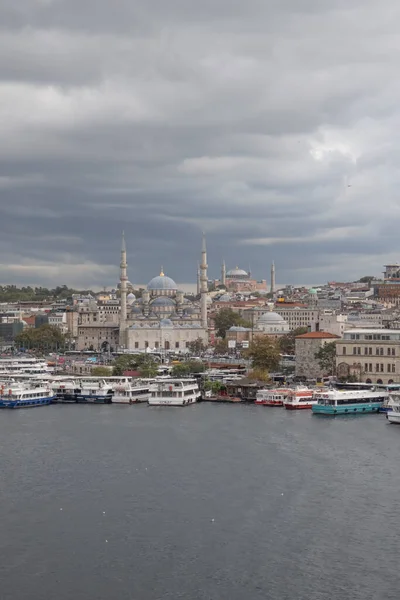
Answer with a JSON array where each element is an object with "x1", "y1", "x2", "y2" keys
[
  {"x1": 283, "y1": 387, "x2": 316, "y2": 410},
  {"x1": 386, "y1": 392, "x2": 400, "y2": 423},
  {"x1": 312, "y1": 389, "x2": 387, "y2": 415},
  {"x1": 51, "y1": 380, "x2": 81, "y2": 402},
  {"x1": 255, "y1": 388, "x2": 290, "y2": 406},
  {"x1": 148, "y1": 378, "x2": 201, "y2": 406},
  {"x1": 112, "y1": 382, "x2": 151, "y2": 404},
  {"x1": 75, "y1": 380, "x2": 114, "y2": 404},
  {"x1": 0, "y1": 384, "x2": 55, "y2": 408}
]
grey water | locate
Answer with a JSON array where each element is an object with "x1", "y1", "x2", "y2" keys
[{"x1": 1, "y1": 404, "x2": 399, "y2": 600}]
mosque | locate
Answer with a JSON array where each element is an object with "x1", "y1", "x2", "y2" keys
[
  {"x1": 212, "y1": 261, "x2": 275, "y2": 294},
  {"x1": 77, "y1": 234, "x2": 209, "y2": 353}
]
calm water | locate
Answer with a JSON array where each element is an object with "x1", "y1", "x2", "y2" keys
[{"x1": 1, "y1": 404, "x2": 400, "y2": 600}]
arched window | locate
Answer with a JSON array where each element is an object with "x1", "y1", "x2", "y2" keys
[{"x1": 165, "y1": 341, "x2": 170, "y2": 350}]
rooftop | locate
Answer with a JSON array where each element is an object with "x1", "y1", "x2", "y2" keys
[{"x1": 296, "y1": 332, "x2": 340, "y2": 339}]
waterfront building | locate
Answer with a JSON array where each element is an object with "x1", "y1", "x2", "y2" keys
[
  {"x1": 336, "y1": 329, "x2": 400, "y2": 385},
  {"x1": 295, "y1": 331, "x2": 340, "y2": 380},
  {"x1": 225, "y1": 309, "x2": 289, "y2": 346}
]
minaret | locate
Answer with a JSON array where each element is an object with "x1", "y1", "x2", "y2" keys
[
  {"x1": 197, "y1": 262, "x2": 201, "y2": 296},
  {"x1": 270, "y1": 261, "x2": 276, "y2": 296},
  {"x1": 200, "y1": 233, "x2": 208, "y2": 329},
  {"x1": 221, "y1": 259, "x2": 226, "y2": 287},
  {"x1": 119, "y1": 231, "x2": 128, "y2": 348}
]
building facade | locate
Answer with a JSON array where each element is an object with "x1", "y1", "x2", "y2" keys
[{"x1": 336, "y1": 329, "x2": 400, "y2": 384}]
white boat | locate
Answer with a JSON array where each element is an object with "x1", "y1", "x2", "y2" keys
[
  {"x1": 283, "y1": 386, "x2": 317, "y2": 410},
  {"x1": 75, "y1": 380, "x2": 114, "y2": 404},
  {"x1": 112, "y1": 382, "x2": 151, "y2": 404},
  {"x1": 386, "y1": 392, "x2": 400, "y2": 424},
  {"x1": 0, "y1": 383, "x2": 55, "y2": 408},
  {"x1": 255, "y1": 388, "x2": 291, "y2": 406},
  {"x1": 148, "y1": 378, "x2": 201, "y2": 406}
]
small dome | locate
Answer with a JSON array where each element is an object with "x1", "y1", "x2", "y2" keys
[
  {"x1": 151, "y1": 296, "x2": 175, "y2": 307},
  {"x1": 309, "y1": 288, "x2": 318, "y2": 295},
  {"x1": 258, "y1": 311, "x2": 285, "y2": 323},
  {"x1": 147, "y1": 271, "x2": 177, "y2": 290},
  {"x1": 227, "y1": 267, "x2": 248, "y2": 277},
  {"x1": 160, "y1": 318, "x2": 174, "y2": 328},
  {"x1": 127, "y1": 292, "x2": 136, "y2": 305},
  {"x1": 218, "y1": 293, "x2": 232, "y2": 302}
]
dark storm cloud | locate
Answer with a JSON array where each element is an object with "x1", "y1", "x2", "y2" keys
[{"x1": 1, "y1": 0, "x2": 400, "y2": 287}]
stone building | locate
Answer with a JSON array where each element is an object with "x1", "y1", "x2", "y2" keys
[
  {"x1": 214, "y1": 264, "x2": 268, "y2": 293},
  {"x1": 226, "y1": 309, "x2": 289, "y2": 347},
  {"x1": 295, "y1": 331, "x2": 340, "y2": 379},
  {"x1": 336, "y1": 328, "x2": 400, "y2": 385},
  {"x1": 77, "y1": 233, "x2": 209, "y2": 352}
]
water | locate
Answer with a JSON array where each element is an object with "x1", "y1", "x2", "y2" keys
[{"x1": 1, "y1": 404, "x2": 399, "y2": 600}]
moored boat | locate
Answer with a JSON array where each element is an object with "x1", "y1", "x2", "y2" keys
[
  {"x1": 283, "y1": 387, "x2": 316, "y2": 410},
  {"x1": 0, "y1": 384, "x2": 55, "y2": 408},
  {"x1": 75, "y1": 380, "x2": 114, "y2": 404},
  {"x1": 148, "y1": 378, "x2": 200, "y2": 406},
  {"x1": 112, "y1": 382, "x2": 151, "y2": 404},
  {"x1": 386, "y1": 392, "x2": 400, "y2": 423},
  {"x1": 255, "y1": 388, "x2": 290, "y2": 406},
  {"x1": 312, "y1": 389, "x2": 387, "y2": 415}
]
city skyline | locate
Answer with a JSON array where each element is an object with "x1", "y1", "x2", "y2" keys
[{"x1": 1, "y1": 1, "x2": 400, "y2": 287}]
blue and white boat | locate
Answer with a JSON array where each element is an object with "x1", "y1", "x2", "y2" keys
[
  {"x1": 312, "y1": 389, "x2": 388, "y2": 415},
  {"x1": 75, "y1": 380, "x2": 113, "y2": 404},
  {"x1": 0, "y1": 384, "x2": 55, "y2": 408}
]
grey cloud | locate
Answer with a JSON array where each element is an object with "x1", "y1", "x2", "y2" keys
[{"x1": 1, "y1": 0, "x2": 400, "y2": 287}]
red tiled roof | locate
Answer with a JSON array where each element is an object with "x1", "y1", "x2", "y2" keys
[{"x1": 295, "y1": 332, "x2": 340, "y2": 339}]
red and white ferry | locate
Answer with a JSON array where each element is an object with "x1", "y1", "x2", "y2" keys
[
  {"x1": 283, "y1": 387, "x2": 317, "y2": 410},
  {"x1": 255, "y1": 388, "x2": 291, "y2": 406}
]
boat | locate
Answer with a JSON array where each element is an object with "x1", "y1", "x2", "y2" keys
[
  {"x1": 75, "y1": 380, "x2": 114, "y2": 404},
  {"x1": 283, "y1": 387, "x2": 316, "y2": 410},
  {"x1": 312, "y1": 389, "x2": 388, "y2": 415},
  {"x1": 112, "y1": 382, "x2": 151, "y2": 404},
  {"x1": 386, "y1": 392, "x2": 400, "y2": 423},
  {"x1": 255, "y1": 388, "x2": 290, "y2": 406},
  {"x1": 52, "y1": 380, "x2": 81, "y2": 403},
  {"x1": 148, "y1": 378, "x2": 201, "y2": 406},
  {"x1": 0, "y1": 384, "x2": 55, "y2": 408}
]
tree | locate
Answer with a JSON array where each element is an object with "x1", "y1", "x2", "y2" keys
[
  {"x1": 247, "y1": 368, "x2": 270, "y2": 382},
  {"x1": 279, "y1": 327, "x2": 309, "y2": 355},
  {"x1": 203, "y1": 380, "x2": 223, "y2": 395},
  {"x1": 214, "y1": 308, "x2": 251, "y2": 338},
  {"x1": 171, "y1": 360, "x2": 205, "y2": 377},
  {"x1": 359, "y1": 276, "x2": 374, "y2": 285},
  {"x1": 112, "y1": 354, "x2": 139, "y2": 375},
  {"x1": 138, "y1": 361, "x2": 158, "y2": 378},
  {"x1": 15, "y1": 324, "x2": 66, "y2": 352},
  {"x1": 187, "y1": 338, "x2": 207, "y2": 355},
  {"x1": 112, "y1": 353, "x2": 159, "y2": 376},
  {"x1": 245, "y1": 336, "x2": 280, "y2": 372},
  {"x1": 314, "y1": 341, "x2": 337, "y2": 376},
  {"x1": 214, "y1": 338, "x2": 228, "y2": 355},
  {"x1": 91, "y1": 366, "x2": 113, "y2": 376}
]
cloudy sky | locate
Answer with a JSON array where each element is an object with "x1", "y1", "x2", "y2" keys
[{"x1": 1, "y1": 0, "x2": 399, "y2": 289}]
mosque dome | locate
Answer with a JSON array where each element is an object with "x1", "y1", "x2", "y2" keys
[
  {"x1": 151, "y1": 296, "x2": 175, "y2": 307},
  {"x1": 226, "y1": 267, "x2": 248, "y2": 278},
  {"x1": 256, "y1": 310, "x2": 289, "y2": 334},
  {"x1": 160, "y1": 318, "x2": 174, "y2": 328},
  {"x1": 127, "y1": 292, "x2": 136, "y2": 305},
  {"x1": 218, "y1": 293, "x2": 232, "y2": 302},
  {"x1": 147, "y1": 270, "x2": 177, "y2": 291},
  {"x1": 309, "y1": 288, "x2": 318, "y2": 295}
]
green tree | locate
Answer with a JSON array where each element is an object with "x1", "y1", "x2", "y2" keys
[
  {"x1": 112, "y1": 354, "x2": 139, "y2": 376},
  {"x1": 214, "y1": 308, "x2": 251, "y2": 339},
  {"x1": 91, "y1": 366, "x2": 113, "y2": 376},
  {"x1": 214, "y1": 338, "x2": 228, "y2": 355},
  {"x1": 171, "y1": 360, "x2": 205, "y2": 377},
  {"x1": 247, "y1": 368, "x2": 270, "y2": 382},
  {"x1": 138, "y1": 361, "x2": 158, "y2": 378},
  {"x1": 359, "y1": 276, "x2": 374, "y2": 285},
  {"x1": 15, "y1": 324, "x2": 66, "y2": 352},
  {"x1": 203, "y1": 380, "x2": 223, "y2": 395},
  {"x1": 187, "y1": 338, "x2": 207, "y2": 355},
  {"x1": 245, "y1": 336, "x2": 280, "y2": 372},
  {"x1": 314, "y1": 341, "x2": 337, "y2": 376},
  {"x1": 279, "y1": 327, "x2": 309, "y2": 355}
]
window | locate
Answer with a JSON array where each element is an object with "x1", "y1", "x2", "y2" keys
[
  {"x1": 369, "y1": 363, "x2": 372, "y2": 372},
  {"x1": 155, "y1": 342, "x2": 159, "y2": 349},
  {"x1": 381, "y1": 364, "x2": 384, "y2": 372},
  {"x1": 353, "y1": 347, "x2": 357, "y2": 355},
  {"x1": 135, "y1": 342, "x2": 139, "y2": 349},
  {"x1": 343, "y1": 347, "x2": 346, "y2": 355},
  {"x1": 392, "y1": 348, "x2": 396, "y2": 356},
  {"x1": 175, "y1": 342, "x2": 179, "y2": 349},
  {"x1": 375, "y1": 364, "x2": 380, "y2": 372},
  {"x1": 364, "y1": 348, "x2": 368, "y2": 355},
  {"x1": 380, "y1": 348, "x2": 384, "y2": 356},
  {"x1": 369, "y1": 348, "x2": 372, "y2": 355},
  {"x1": 365, "y1": 363, "x2": 368, "y2": 372},
  {"x1": 376, "y1": 348, "x2": 380, "y2": 356},
  {"x1": 393, "y1": 364, "x2": 396, "y2": 373},
  {"x1": 387, "y1": 364, "x2": 391, "y2": 373},
  {"x1": 388, "y1": 348, "x2": 391, "y2": 356},
  {"x1": 357, "y1": 348, "x2": 361, "y2": 355},
  {"x1": 145, "y1": 341, "x2": 149, "y2": 348}
]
